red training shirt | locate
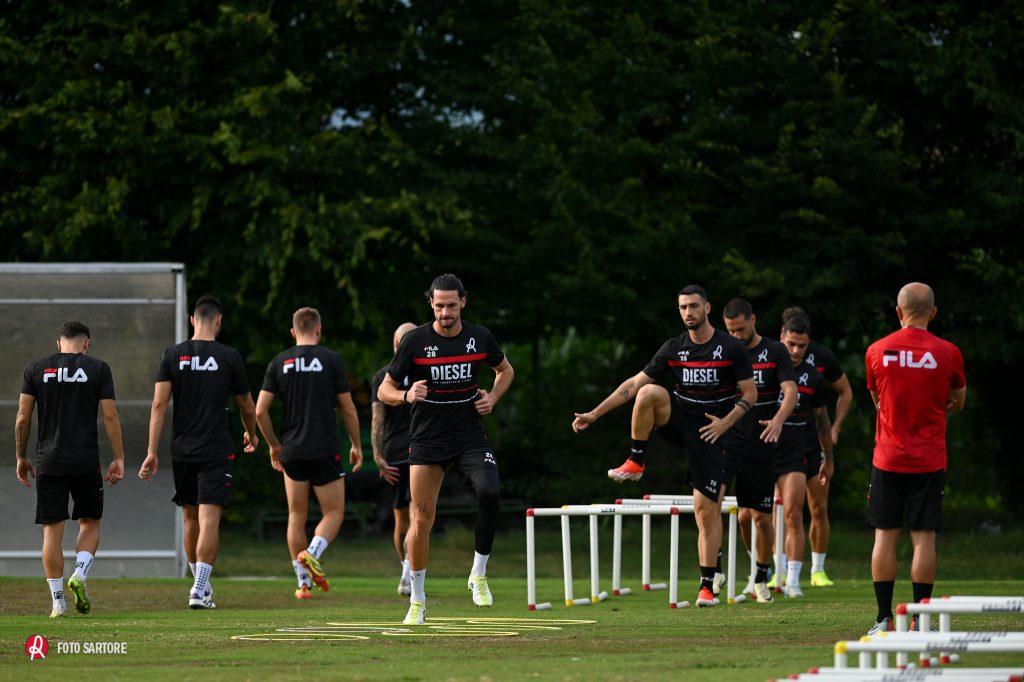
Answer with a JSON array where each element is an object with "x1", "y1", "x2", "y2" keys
[{"x1": 865, "y1": 327, "x2": 966, "y2": 473}]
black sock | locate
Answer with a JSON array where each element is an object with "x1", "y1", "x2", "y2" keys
[
  {"x1": 755, "y1": 562, "x2": 770, "y2": 583},
  {"x1": 715, "y1": 550, "x2": 722, "y2": 574},
  {"x1": 700, "y1": 566, "x2": 716, "y2": 592},
  {"x1": 874, "y1": 580, "x2": 895, "y2": 621},
  {"x1": 912, "y1": 582, "x2": 933, "y2": 603},
  {"x1": 628, "y1": 439, "x2": 647, "y2": 466}
]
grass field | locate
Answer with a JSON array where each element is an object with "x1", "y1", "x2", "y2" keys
[{"x1": 1, "y1": 522, "x2": 1022, "y2": 681}]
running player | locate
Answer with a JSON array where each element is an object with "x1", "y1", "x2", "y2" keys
[
  {"x1": 721, "y1": 299, "x2": 797, "y2": 604},
  {"x1": 371, "y1": 322, "x2": 418, "y2": 597},
  {"x1": 138, "y1": 295, "x2": 259, "y2": 609},
  {"x1": 15, "y1": 321, "x2": 125, "y2": 617},
  {"x1": 377, "y1": 274, "x2": 514, "y2": 625},
  {"x1": 865, "y1": 282, "x2": 965, "y2": 634},
  {"x1": 255, "y1": 307, "x2": 364, "y2": 599},
  {"x1": 780, "y1": 306, "x2": 853, "y2": 586},
  {"x1": 775, "y1": 316, "x2": 834, "y2": 597},
  {"x1": 573, "y1": 285, "x2": 756, "y2": 607}
]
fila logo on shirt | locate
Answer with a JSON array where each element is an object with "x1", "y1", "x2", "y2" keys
[
  {"x1": 179, "y1": 356, "x2": 219, "y2": 371},
  {"x1": 882, "y1": 350, "x2": 937, "y2": 369},
  {"x1": 42, "y1": 367, "x2": 88, "y2": 383},
  {"x1": 283, "y1": 357, "x2": 323, "y2": 374},
  {"x1": 677, "y1": 350, "x2": 690, "y2": 361}
]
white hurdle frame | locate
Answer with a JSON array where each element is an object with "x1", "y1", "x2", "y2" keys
[
  {"x1": 893, "y1": 597, "x2": 1024, "y2": 666},
  {"x1": 619, "y1": 496, "x2": 743, "y2": 603},
  {"x1": 833, "y1": 632, "x2": 1024, "y2": 670},
  {"x1": 781, "y1": 669, "x2": 1024, "y2": 681},
  {"x1": 525, "y1": 505, "x2": 688, "y2": 610}
]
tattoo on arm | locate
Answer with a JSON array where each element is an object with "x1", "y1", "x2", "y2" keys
[
  {"x1": 15, "y1": 419, "x2": 30, "y2": 459},
  {"x1": 815, "y1": 409, "x2": 834, "y2": 456},
  {"x1": 371, "y1": 404, "x2": 385, "y2": 458}
]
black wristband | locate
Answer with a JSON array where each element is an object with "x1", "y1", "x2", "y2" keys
[
  {"x1": 403, "y1": 390, "x2": 409, "y2": 403},
  {"x1": 735, "y1": 398, "x2": 751, "y2": 414}
]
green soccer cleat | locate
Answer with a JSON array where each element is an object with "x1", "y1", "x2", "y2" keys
[
  {"x1": 403, "y1": 601, "x2": 426, "y2": 625},
  {"x1": 810, "y1": 570, "x2": 834, "y2": 587},
  {"x1": 766, "y1": 571, "x2": 786, "y2": 589},
  {"x1": 299, "y1": 551, "x2": 330, "y2": 593},
  {"x1": 68, "y1": 575, "x2": 91, "y2": 614},
  {"x1": 468, "y1": 575, "x2": 493, "y2": 606},
  {"x1": 50, "y1": 602, "x2": 67, "y2": 618}
]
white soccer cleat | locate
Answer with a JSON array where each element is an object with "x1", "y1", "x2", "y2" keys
[
  {"x1": 753, "y1": 582, "x2": 774, "y2": 603},
  {"x1": 403, "y1": 601, "x2": 426, "y2": 625},
  {"x1": 397, "y1": 577, "x2": 412, "y2": 597},
  {"x1": 868, "y1": 617, "x2": 892, "y2": 636},
  {"x1": 468, "y1": 575, "x2": 493, "y2": 606},
  {"x1": 783, "y1": 585, "x2": 805, "y2": 599},
  {"x1": 712, "y1": 572, "x2": 726, "y2": 596},
  {"x1": 50, "y1": 602, "x2": 67, "y2": 618},
  {"x1": 188, "y1": 589, "x2": 216, "y2": 610}
]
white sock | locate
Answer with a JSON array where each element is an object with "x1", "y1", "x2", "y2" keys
[
  {"x1": 192, "y1": 562, "x2": 213, "y2": 595},
  {"x1": 777, "y1": 552, "x2": 788, "y2": 577},
  {"x1": 307, "y1": 535, "x2": 328, "y2": 560},
  {"x1": 470, "y1": 552, "x2": 489, "y2": 578},
  {"x1": 74, "y1": 551, "x2": 94, "y2": 580},
  {"x1": 401, "y1": 559, "x2": 410, "y2": 582},
  {"x1": 811, "y1": 552, "x2": 827, "y2": 573},
  {"x1": 292, "y1": 559, "x2": 311, "y2": 588},
  {"x1": 410, "y1": 569, "x2": 426, "y2": 603},
  {"x1": 47, "y1": 578, "x2": 65, "y2": 605},
  {"x1": 787, "y1": 560, "x2": 802, "y2": 588},
  {"x1": 189, "y1": 562, "x2": 197, "y2": 578}
]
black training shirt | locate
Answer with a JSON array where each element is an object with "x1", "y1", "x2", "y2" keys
[
  {"x1": 371, "y1": 365, "x2": 411, "y2": 461},
  {"x1": 725, "y1": 337, "x2": 796, "y2": 446},
  {"x1": 781, "y1": 359, "x2": 828, "y2": 453}
]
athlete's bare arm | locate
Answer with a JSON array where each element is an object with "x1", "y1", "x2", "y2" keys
[
  {"x1": 371, "y1": 401, "x2": 400, "y2": 484},
  {"x1": 947, "y1": 386, "x2": 967, "y2": 413},
  {"x1": 813, "y1": 405, "x2": 834, "y2": 485},
  {"x1": 14, "y1": 393, "x2": 35, "y2": 487},
  {"x1": 830, "y1": 373, "x2": 853, "y2": 444},
  {"x1": 99, "y1": 398, "x2": 125, "y2": 485},
  {"x1": 572, "y1": 371, "x2": 656, "y2": 433},
  {"x1": 337, "y1": 392, "x2": 363, "y2": 472},
  {"x1": 759, "y1": 379, "x2": 797, "y2": 443},
  {"x1": 139, "y1": 381, "x2": 171, "y2": 480},
  {"x1": 700, "y1": 377, "x2": 757, "y2": 443},
  {"x1": 870, "y1": 389, "x2": 880, "y2": 410},
  {"x1": 379, "y1": 373, "x2": 426, "y2": 406},
  {"x1": 254, "y1": 390, "x2": 284, "y2": 472},
  {"x1": 476, "y1": 357, "x2": 514, "y2": 415},
  {"x1": 235, "y1": 392, "x2": 259, "y2": 453}
]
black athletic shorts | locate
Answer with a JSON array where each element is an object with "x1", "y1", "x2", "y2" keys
[
  {"x1": 36, "y1": 471, "x2": 104, "y2": 524},
  {"x1": 804, "y1": 449, "x2": 826, "y2": 480},
  {"x1": 867, "y1": 466, "x2": 945, "y2": 531},
  {"x1": 172, "y1": 456, "x2": 234, "y2": 508},
  {"x1": 773, "y1": 431, "x2": 809, "y2": 477},
  {"x1": 409, "y1": 439, "x2": 500, "y2": 487},
  {"x1": 282, "y1": 455, "x2": 346, "y2": 487},
  {"x1": 389, "y1": 460, "x2": 411, "y2": 509},
  {"x1": 723, "y1": 443, "x2": 774, "y2": 513},
  {"x1": 653, "y1": 400, "x2": 726, "y2": 502}
]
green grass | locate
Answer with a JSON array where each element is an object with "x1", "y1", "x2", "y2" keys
[{"x1": 1, "y1": 523, "x2": 1022, "y2": 680}]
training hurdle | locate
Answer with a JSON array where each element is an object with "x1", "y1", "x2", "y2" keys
[
  {"x1": 778, "y1": 668, "x2": 1024, "y2": 681},
  {"x1": 617, "y1": 496, "x2": 741, "y2": 603},
  {"x1": 893, "y1": 597, "x2": 1024, "y2": 667},
  {"x1": 525, "y1": 505, "x2": 690, "y2": 610},
  {"x1": 833, "y1": 632, "x2": 1024, "y2": 670}
]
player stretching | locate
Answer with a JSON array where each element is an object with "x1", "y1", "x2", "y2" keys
[
  {"x1": 371, "y1": 322, "x2": 418, "y2": 596},
  {"x1": 866, "y1": 283, "x2": 965, "y2": 634},
  {"x1": 377, "y1": 274, "x2": 514, "y2": 625},
  {"x1": 573, "y1": 285, "x2": 755, "y2": 606},
  {"x1": 721, "y1": 299, "x2": 797, "y2": 604},
  {"x1": 255, "y1": 307, "x2": 363, "y2": 599},
  {"x1": 139, "y1": 295, "x2": 259, "y2": 609},
  {"x1": 15, "y1": 321, "x2": 125, "y2": 617}
]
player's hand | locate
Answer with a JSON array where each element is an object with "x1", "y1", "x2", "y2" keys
[
  {"x1": 376, "y1": 457, "x2": 401, "y2": 485},
  {"x1": 350, "y1": 445, "x2": 363, "y2": 473},
  {"x1": 105, "y1": 459, "x2": 124, "y2": 486},
  {"x1": 699, "y1": 413, "x2": 730, "y2": 443},
  {"x1": 406, "y1": 379, "x2": 428, "y2": 404},
  {"x1": 138, "y1": 453, "x2": 159, "y2": 480},
  {"x1": 475, "y1": 389, "x2": 495, "y2": 415},
  {"x1": 758, "y1": 418, "x2": 783, "y2": 444},
  {"x1": 15, "y1": 457, "x2": 35, "y2": 487},
  {"x1": 817, "y1": 455, "x2": 834, "y2": 487},
  {"x1": 572, "y1": 412, "x2": 596, "y2": 433},
  {"x1": 269, "y1": 444, "x2": 284, "y2": 473},
  {"x1": 243, "y1": 432, "x2": 259, "y2": 453}
]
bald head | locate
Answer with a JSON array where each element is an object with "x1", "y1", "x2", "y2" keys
[
  {"x1": 896, "y1": 282, "x2": 937, "y2": 327},
  {"x1": 393, "y1": 322, "x2": 417, "y2": 352}
]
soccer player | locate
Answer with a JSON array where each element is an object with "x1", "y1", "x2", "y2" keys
[
  {"x1": 255, "y1": 307, "x2": 364, "y2": 599},
  {"x1": 721, "y1": 299, "x2": 797, "y2": 603},
  {"x1": 776, "y1": 317, "x2": 834, "y2": 597},
  {"x1": 573, "y1": 285, "x2": 756, "y2": 607},
  {"x1": 15, "y1": 321, "x2": 125, "y2": 618},
  {"x1": 779, "y1": 306, "x2": 853, "y2": 587},
  {"x1": 865, "y1": 282, "x2": 965, "y2": 634},
  {"x1": 371, "y1": 322, "x2": 418, "y2": 596},
  {"x1": 377, "y1": 274, "x2": 514, "y2": 625},
  {"x1": 138, "y1": 295, "x2": 259, "y2": 609}
]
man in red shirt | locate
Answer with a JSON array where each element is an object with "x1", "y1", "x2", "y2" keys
[{"x1": 864, "y1": 282, "x2": 966, "y2": 634}]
